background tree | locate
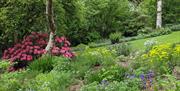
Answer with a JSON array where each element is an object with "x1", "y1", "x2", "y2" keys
[{"x1": 156, "y1": 0, "x2": 162, "y2": 28}]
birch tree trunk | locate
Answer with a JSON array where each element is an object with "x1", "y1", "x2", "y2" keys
[
  {"x1": 45, "y1": 0, "x2": 56, "y2": 53},
  {"x1": 156, "y1": 0, "x2": 162, "y2": 28}
]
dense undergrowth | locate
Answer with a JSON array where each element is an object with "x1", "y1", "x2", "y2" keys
[{"x1": 0, "y1": 41, "x2": 179, "y2": 91}]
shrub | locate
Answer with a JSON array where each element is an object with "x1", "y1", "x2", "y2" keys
[
  {"x1": 50, "y1": 57, "x2": 72, "y2": 72},
  {"x1": 54, "y1": 47, "x2": 115, "y2": 78},
  {"x1": 85, "y1": 0, "x2": 130, "y2": 38},
  {"x1": 156, "y1": 28, "x2": 172, "y2": 35},
  {"x1": 144, "y1": 39, "x2": 158, "y2": 52},
  {"x1": 2, "y1": 32, "x2": 74, "y2": 71},
  {"x1": 88, "y1": 39, "x2": 111, "y2": 48},
  {"x1": 172, "y1": 44, "x2": 180, "y2": 66},
  {"x1": 0, "y1": 60, "x2": 10, "y2": 73},
  {"x1": 138, "y1": 27, "x2": 153, "y2": 35},
  {"x1": 0, "y1": 71, "x2": 29, "y2": 91},
  {"x1": 154, "y1": 74, "x2": 179, "y2": 91},
  {"x1": 73, "y1": 44, "x2": 89, "y2": 52},
  {"x1": 109, "y1": 43, "x2": 131, "y2": 56},
  {"x1": 109, "y1": 32, "x2": 122, "y2": 44},
  {"x1": 80, "y1": 82, "x2": 98, "y2": 91},
  {"x1": 26, "y1": 71, "x2": 73, "y2": 91},
  {"x1": 28, "y1": 55, "x2": 55, "y2": 73},
  {"x1": 84, "y1": 65, "x2": 128, "y2": 84},
  {"x1": 80, "y1": 79, "x2": 140, "y2": 91},
  {"x1": 77, "y1": 48, "x2": 115, "y2": 67},
  {"x1": 169, "y1": 24, "x2": 180, "y2": 31},
  {"x1": 140, "y1": 44, "x2": 180, "y2": 75}
]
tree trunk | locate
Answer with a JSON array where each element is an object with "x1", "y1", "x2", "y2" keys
[
  {"x1": 156, "y1": 0, "x2": 162, "y2": 28},
  {"x1": 45, "y1": 0, "x2": 56, "y2": 53}
]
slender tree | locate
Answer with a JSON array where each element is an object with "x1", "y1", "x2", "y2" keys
[
  {"x1": 45, "y1": 0, "x2": 56, "y2": 52},
  {"x1": 156, "y1": 0, "x2": 162, "y2": 28}
]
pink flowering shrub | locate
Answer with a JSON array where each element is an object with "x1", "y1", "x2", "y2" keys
[{"x1": 2, "y1": 32, "x2": 74, "y2": 71}]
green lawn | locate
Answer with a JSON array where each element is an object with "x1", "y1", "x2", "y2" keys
[{"x1": 128, "y1": 31, "x2": 180, "y2": 50}]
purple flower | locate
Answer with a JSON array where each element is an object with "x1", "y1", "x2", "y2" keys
[
  {"x1": 140, "y1": 74, "x2": 145, "y2": 80},
  {"x1": 147, "y1": 71, "x2": 154, "y2": 87},
  {"x1": 148, "y1": 71, "x2": 154, "y2": 78},
  {"x1": 140, "y1": 74, "x2": 146, "y2": 89}
]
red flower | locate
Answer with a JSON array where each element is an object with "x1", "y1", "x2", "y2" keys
[{"x1": 27, "y1": 55, "x2": 33, "y2": 61}]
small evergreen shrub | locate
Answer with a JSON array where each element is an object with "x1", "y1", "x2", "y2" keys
[{"x1": 109, "y1": 32, "x2": 122, "y2": 44}]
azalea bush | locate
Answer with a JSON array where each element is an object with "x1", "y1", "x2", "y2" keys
[{"x1": 2, "y1": 32, "x2": 74, "y2": 71}]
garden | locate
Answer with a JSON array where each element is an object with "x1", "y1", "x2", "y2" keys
[{"x1": 0, "y1": 0, "x2": 179, "y2": 91}]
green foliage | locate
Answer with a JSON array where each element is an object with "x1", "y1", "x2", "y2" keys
[
  {"x1": 26, "y1": 71, "x2": 73, "y2": 91},
  {"x1": 109, "y1": 32, "x2": 122, "y2": 44},
  {"x1": 155, "y1": 27, "x2": 172, "y2": 35},
  {"x1": 154, "y1": 74, "x2": 179, "y2": 91},
  {"x1": 144, "y1": 39, "x2": 158, "y2": 52},
  {"x1": 73, "y1": 44, "x2": 89, "y2": 52},
  {"x1": 85, "y1": 0, "x2": 130, "y2": 37},
  {"x1": 138, "y1": 0, "x2": 156, "y2": 28},
  {"x1": 138, "y1": 27, "x2": 153, "y2": 35},
  {"x1": 138, "y1": 0, "x2": 179, "y2": 28},
  {"x1": 133, "y1": 44, "x2": 180, "y2": 75},
  {"x1": 0, "y1": 60, "x2": 10, "y2": 73},
  {"x1": 84, "y1": 65, "x2": 128, "y2": 84},
  {"x1": 54, "y1": 47, "x2": 115, "y2": 78},
  {"x1": 0, "y1": 57, "x2": 72, "y2": 91},
  {"x1": 110, "y1": 43, "x2": 131, "y2": 56},
  {"x1": 0, "y1": 0, "x2": 46, "y2": 52},
  {"x1": 163, "y1": 0, "x2": 180, "y2": 25},
  {"x1": 55, "y1": 0, "x2": 89, "y2": 45},
  {"x1": 28, "y1": 55, "x2": 57, "y2": 73},
  {"x1": 0, "y1": 0, "x2": 179, "y2": 48},
  {"x1": 168, "y1": 24, "x2": 180, "y2": 31},
  {"x1": 0, "y1": 71, "x2": 22, "y2": 91},
  {"x1": 80, "y1": 82, "x2": 98, "y2": 91},
  {"x1": 0, "y1": 70, "x2": 40, "y2": 91},
  {"x1": 123, "y1": 13, "x2": 152, "y2": 37},
  {"x1": 81, "y1": 79, "x2": 140, "y2": 91}
]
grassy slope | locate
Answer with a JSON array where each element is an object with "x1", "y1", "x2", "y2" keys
[{"x1": 128, "y1": 31, "x2": 180, "y2": 50}]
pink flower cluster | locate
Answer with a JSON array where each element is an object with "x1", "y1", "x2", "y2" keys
[
  {"x1": 2, "y1": 32, "x2": 74, "y2": 71},
  {"x1": 52, "y1": 36, "x2": 75, "y2": 58}
]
